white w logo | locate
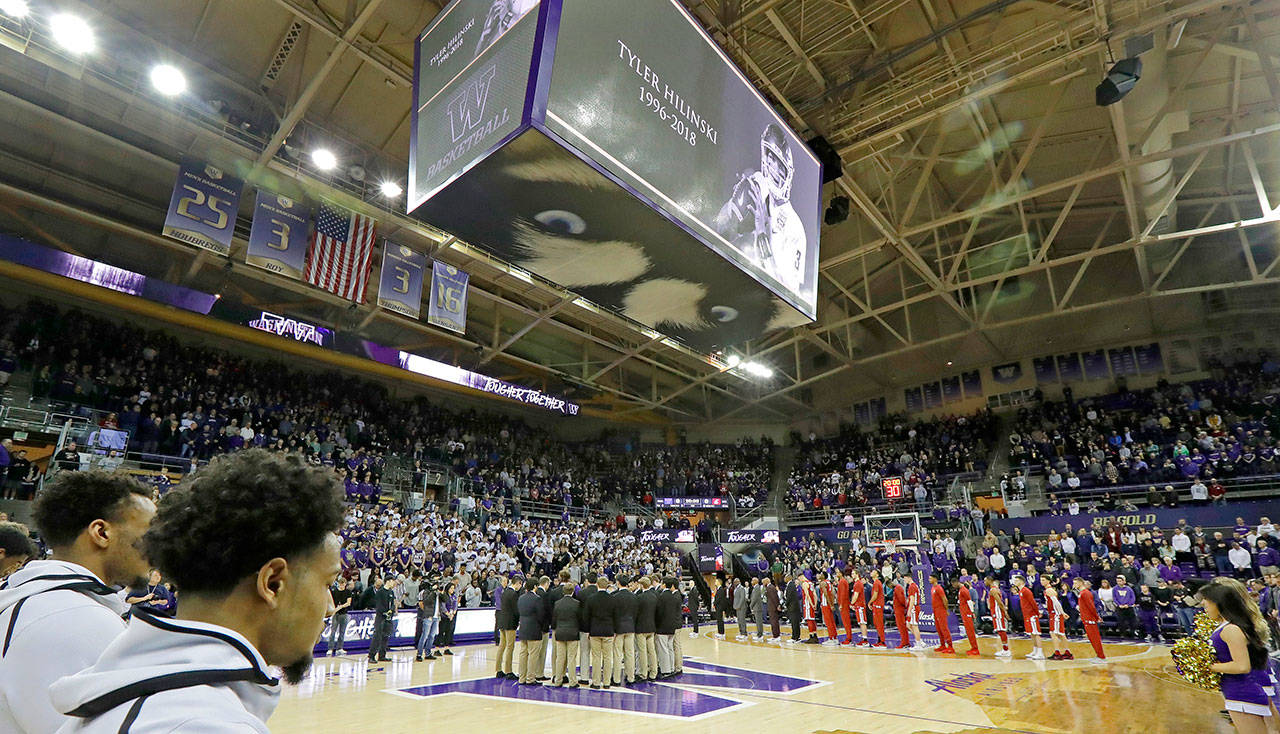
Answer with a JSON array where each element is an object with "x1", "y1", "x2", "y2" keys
[{"x1": 448, "y1": 65, "x2": 498, "y2": 142}]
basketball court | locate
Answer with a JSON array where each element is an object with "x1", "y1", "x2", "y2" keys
[{"x1": 274, "y1": 634, "x2": 1222, "y2": 734}]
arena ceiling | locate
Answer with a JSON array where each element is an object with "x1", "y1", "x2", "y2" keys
[{"x1": 0, "y1": 0, "x2": 1277, "y2": 425}]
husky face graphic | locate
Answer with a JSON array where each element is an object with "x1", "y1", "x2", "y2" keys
[{"x1": 411, "y1": 131, "x2": 804, "y2": 350}]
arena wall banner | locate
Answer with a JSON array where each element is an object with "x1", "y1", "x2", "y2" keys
[
  {"x1": 633, "y1": 528, "x2": 695, "y2": 543},
  {"x1": 314, "y1": 608, "x2": 496, "y2": 653},
  {"x1": 408, "y1": 0, "x2": 821, "y2": 350},
  {"x1": 245, "y1": 190, "x2": 310, "y2": 279},
  {"x1": 426, "y1": 259, "x2": 469, "y2": 333},
  {"x1": 987, "y1": 499, "x2": 1280, "y2": 536},
  {"x1": 721, "y1": 528, "x2": 780, "y2": 544},
  {"x1": 377, "y1": 244, "x2": 429, "y2": 319},
  {"x1": 161, "y1": 157, "x2": 244, "y2": 256},
  {"x1": 782, "y1": 528, "x2": 864, "y2": 544},
  {"x1": 0, "y1": 236, "x2": 219, "y2": 314}
]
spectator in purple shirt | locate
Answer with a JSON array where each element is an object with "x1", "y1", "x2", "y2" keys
[
  {"x1": 1257, "y1": 539, "x2": 1280, "y2": 576},
  {"x1": 1158, "y1": 556, "x2": 1183, "y2": 583},
  {"x1": 1113, "y1": 576, "x2": 1138, "y2": 638}
]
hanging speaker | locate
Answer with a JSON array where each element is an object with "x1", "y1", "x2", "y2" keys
[
  {"x1": 1095, "y1": 57, "x2": 1142, "y2": 107},
  {"x1": 807, "y1": 135, "x2": 844, "y2": 183}
]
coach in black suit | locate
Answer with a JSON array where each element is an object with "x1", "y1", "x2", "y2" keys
[
  {"x1": 634, "y1": 576, "x2": 658, "y2": 681},
  {"x1": 612, "y1": 575, "x2": 638, "y2": 685},
  {"x1": 495, "y1": 573, "x2": 520, "y2": 678},
  {"x1": 784, "y1": 574, "x2": 802, "y2": 642},
  {"x1": 575, "y1": 573, "x2": 598, "y2": 684},
  {"x1": 551, "y1": 583, "x2": 581, "y2": 688},
  {"x1": 584, "y1": 575, "x2": 615, "y2": 689},
  {"x1": 517, "y1": 580, "x2": 543, "y2": 684}
]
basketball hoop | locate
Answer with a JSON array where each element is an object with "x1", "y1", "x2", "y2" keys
[{"x1": 883, "y1": 539, "x2": 898, "y2": 557}]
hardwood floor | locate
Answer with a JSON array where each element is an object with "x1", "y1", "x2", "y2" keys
[{"x1": 272, "y1": 633, "x2": 1233, "y2": 734}]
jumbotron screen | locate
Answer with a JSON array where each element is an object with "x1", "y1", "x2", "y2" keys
[{"x1": 542, "y1": 0, "x2": 821, "y2": 318}]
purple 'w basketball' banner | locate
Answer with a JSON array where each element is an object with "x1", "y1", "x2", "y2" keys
[
  {"x1": 427, "y1": 260, "x2": 469, "y2": 334},
  {"x1": 377, "y1": 243, "x2": 428, "y2": 319},
  {"x1": 245, "y1": 190, "x2": 309, "y2": 279},
  {"x1": 162, "y1": 157, "x2": 244, "y2": 256}
]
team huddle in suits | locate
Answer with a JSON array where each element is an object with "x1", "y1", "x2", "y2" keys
[{"x1": 493, "y1": 570, "x2": 687, "y2": 688}]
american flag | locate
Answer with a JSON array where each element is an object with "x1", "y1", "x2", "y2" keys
[{"x1": 303, "y1": 202, "x2": 377, "y2": 302}]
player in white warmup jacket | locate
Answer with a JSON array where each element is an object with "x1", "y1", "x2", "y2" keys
[
  {"x1": 0, "y1": 472, "x2": 155, "y2": 734},
  {"x1": 51, "y1": 450, "x2": 344, "y2": 733}
]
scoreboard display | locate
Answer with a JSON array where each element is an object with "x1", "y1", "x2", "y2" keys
[
  {"x1": 409, "y1": 0, "x2": 822, "y2": 349},
  {"x1": 881, "y1": 476, "x2": 904, "y2": 499}
]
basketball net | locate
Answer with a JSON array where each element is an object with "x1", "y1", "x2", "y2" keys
[{"x1": 883, "y1": 539, "x2": 897, "y2": 556}]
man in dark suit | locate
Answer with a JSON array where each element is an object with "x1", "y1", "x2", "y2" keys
[
  {"x1": 367, "y1": 577, "x2": 396, "y2": 663},
  {"x1": 635, "y1": 576, "x2": 658, "y2": 681},
  {"x1": 784, "y1": 573, "x2": 802, "y2": 642},
  {"x1": 496, "y1": 572, "x2": 520, "y2": 679},
  {"x1": 687, "y1": 579, "x2": 702, "y2": 636},
  {"x1": 517, "y1": 580, "x2": 543, "y2": 684},
  {"x1": 655, "y1": 576, "x2": 683, "y2": 677},
  {"x1": 612, "y1": 574, "x2": 638, "y2": 685},
  {"x1": 543, "y1": 572, "x2": 568, "y2": 680},
  {"x1": 575, "y1": 572, "x2": 599, "y2": 685},
  {"x1": 551, "y1": 582, "x2": 581, "y2": 687},
  {"x1": 584, "y1": 573, "x2": 615, "y2": 689},
  {"x1": 712, "y1": 577, "x2": 729, "y2": 639},
  {"x1": 765, "y1": 575, "x2": 782, "y2": 642}
]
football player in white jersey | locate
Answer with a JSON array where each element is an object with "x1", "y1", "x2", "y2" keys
[
  {"x1": 475, "y1": 0, "x2": 540, "y2": 58},
  {"x1": 714, "y1": 123, "x2": 809, "y2": 295}
]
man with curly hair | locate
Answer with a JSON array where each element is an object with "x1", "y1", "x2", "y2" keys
[
  {"x1": 0, "y1": 470, "x2": 154, "y2": 734},
  {"x1": 49, "y1": 449, "x2": 344, "y2": 733}
]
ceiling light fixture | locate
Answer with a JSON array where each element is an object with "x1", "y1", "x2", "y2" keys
[
  {"x1": 50, "y1": 13, "x2": 95, "y2": 54},
  {"x1": 0, "y1": 0, "x2": 30, "y2": 18},
  {"x1": 380, "y1": 180, "x2": 403, "y2": 197},
  {"x1": 150, "y1": 64, "x2": 187, "y2": 96},
  {"x1": 311, "y1": 148, "x2": 338, "y2": 171}
]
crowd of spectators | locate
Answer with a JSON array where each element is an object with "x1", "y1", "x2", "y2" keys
[
  {"x1": 1009, "y1": 351, "x2": 1280, "y2": 497},
  {"x1": 0, "y1": 301, "x2": 775, "y2": 510},
  {"x1": 785, "y1": 410, "x2": 998, "y2": 516},
  {"x1": 333, "y1": 499, "x2": 684, "y2": 614}
]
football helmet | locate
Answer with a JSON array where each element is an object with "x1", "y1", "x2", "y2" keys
[{"x1": 760, "y1": 123, "x2": 794, "y2": 203}]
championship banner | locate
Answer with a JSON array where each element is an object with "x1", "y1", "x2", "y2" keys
[
  {"x1": 162, "y1": 157, "x2": 244, "y2": 256},
  {"x1": 427, "y1": 260, "x2": 469, "y2": 334},
  {"x1": 941, "y1": 375, "x2": 962, "y2": 403},
  {"x1": 245, "y1": 190, "x2": 309, "y2": 279},
  {"x1": 1082, "y1": 349, "x2": 1109, "y2": 380},
  {"x1": 377, "y1": 243, "x2": 428, "y2": 319},
  {"x1": 1032, "y1": 356, "x2": 1058, "y2": 383}
]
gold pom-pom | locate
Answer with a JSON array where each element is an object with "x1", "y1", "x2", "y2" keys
[{"x1": 1170, "y1": 613, "x2": 1221, "y2": 692}]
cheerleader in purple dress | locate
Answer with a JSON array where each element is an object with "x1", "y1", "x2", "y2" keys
[{"x1": 1201, "y1": 578, "x2": 1277, "y2": 733}]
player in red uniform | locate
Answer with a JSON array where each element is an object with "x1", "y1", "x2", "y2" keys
[
  {"x1": 952, "y1": 577, "x2": 980, "y2": 655},
  {"x1": 905, "y1": 576, "x2": 925, "y2": 650},
  {"x1": 1043, "y1": 583, "x2": 1071, "y2": 660},
  {"x1": 802, "y1": 577, "x2": 820, "y2": 644},
  {"x1": 1073, "y1": 577, "x2": 1106, "y2": 662},
  {"x1": 837, "y1": 569, "x2": 853, "y2": 645},
  {"x1": 929, "y1": 573, "x2": 954, "y2": 653},
  {"x1": 870, "y1": 570, "x2": 887, "y2": 647},
  {"x1": 819, "y1": 573, "x2": 839, "y2": 645},
  {"x1": 892, "y1": 576, "x2": 910, "y2": 649},
  {"x1": 1012, "y1": 575, "x2": 1045, "y2": 660},
  {"x1": 987, "y1": 577, "x2": 1011, "y2": 658},
  {"x1": 851, "y1": 569, "x2": 870, "y2": 647}
]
